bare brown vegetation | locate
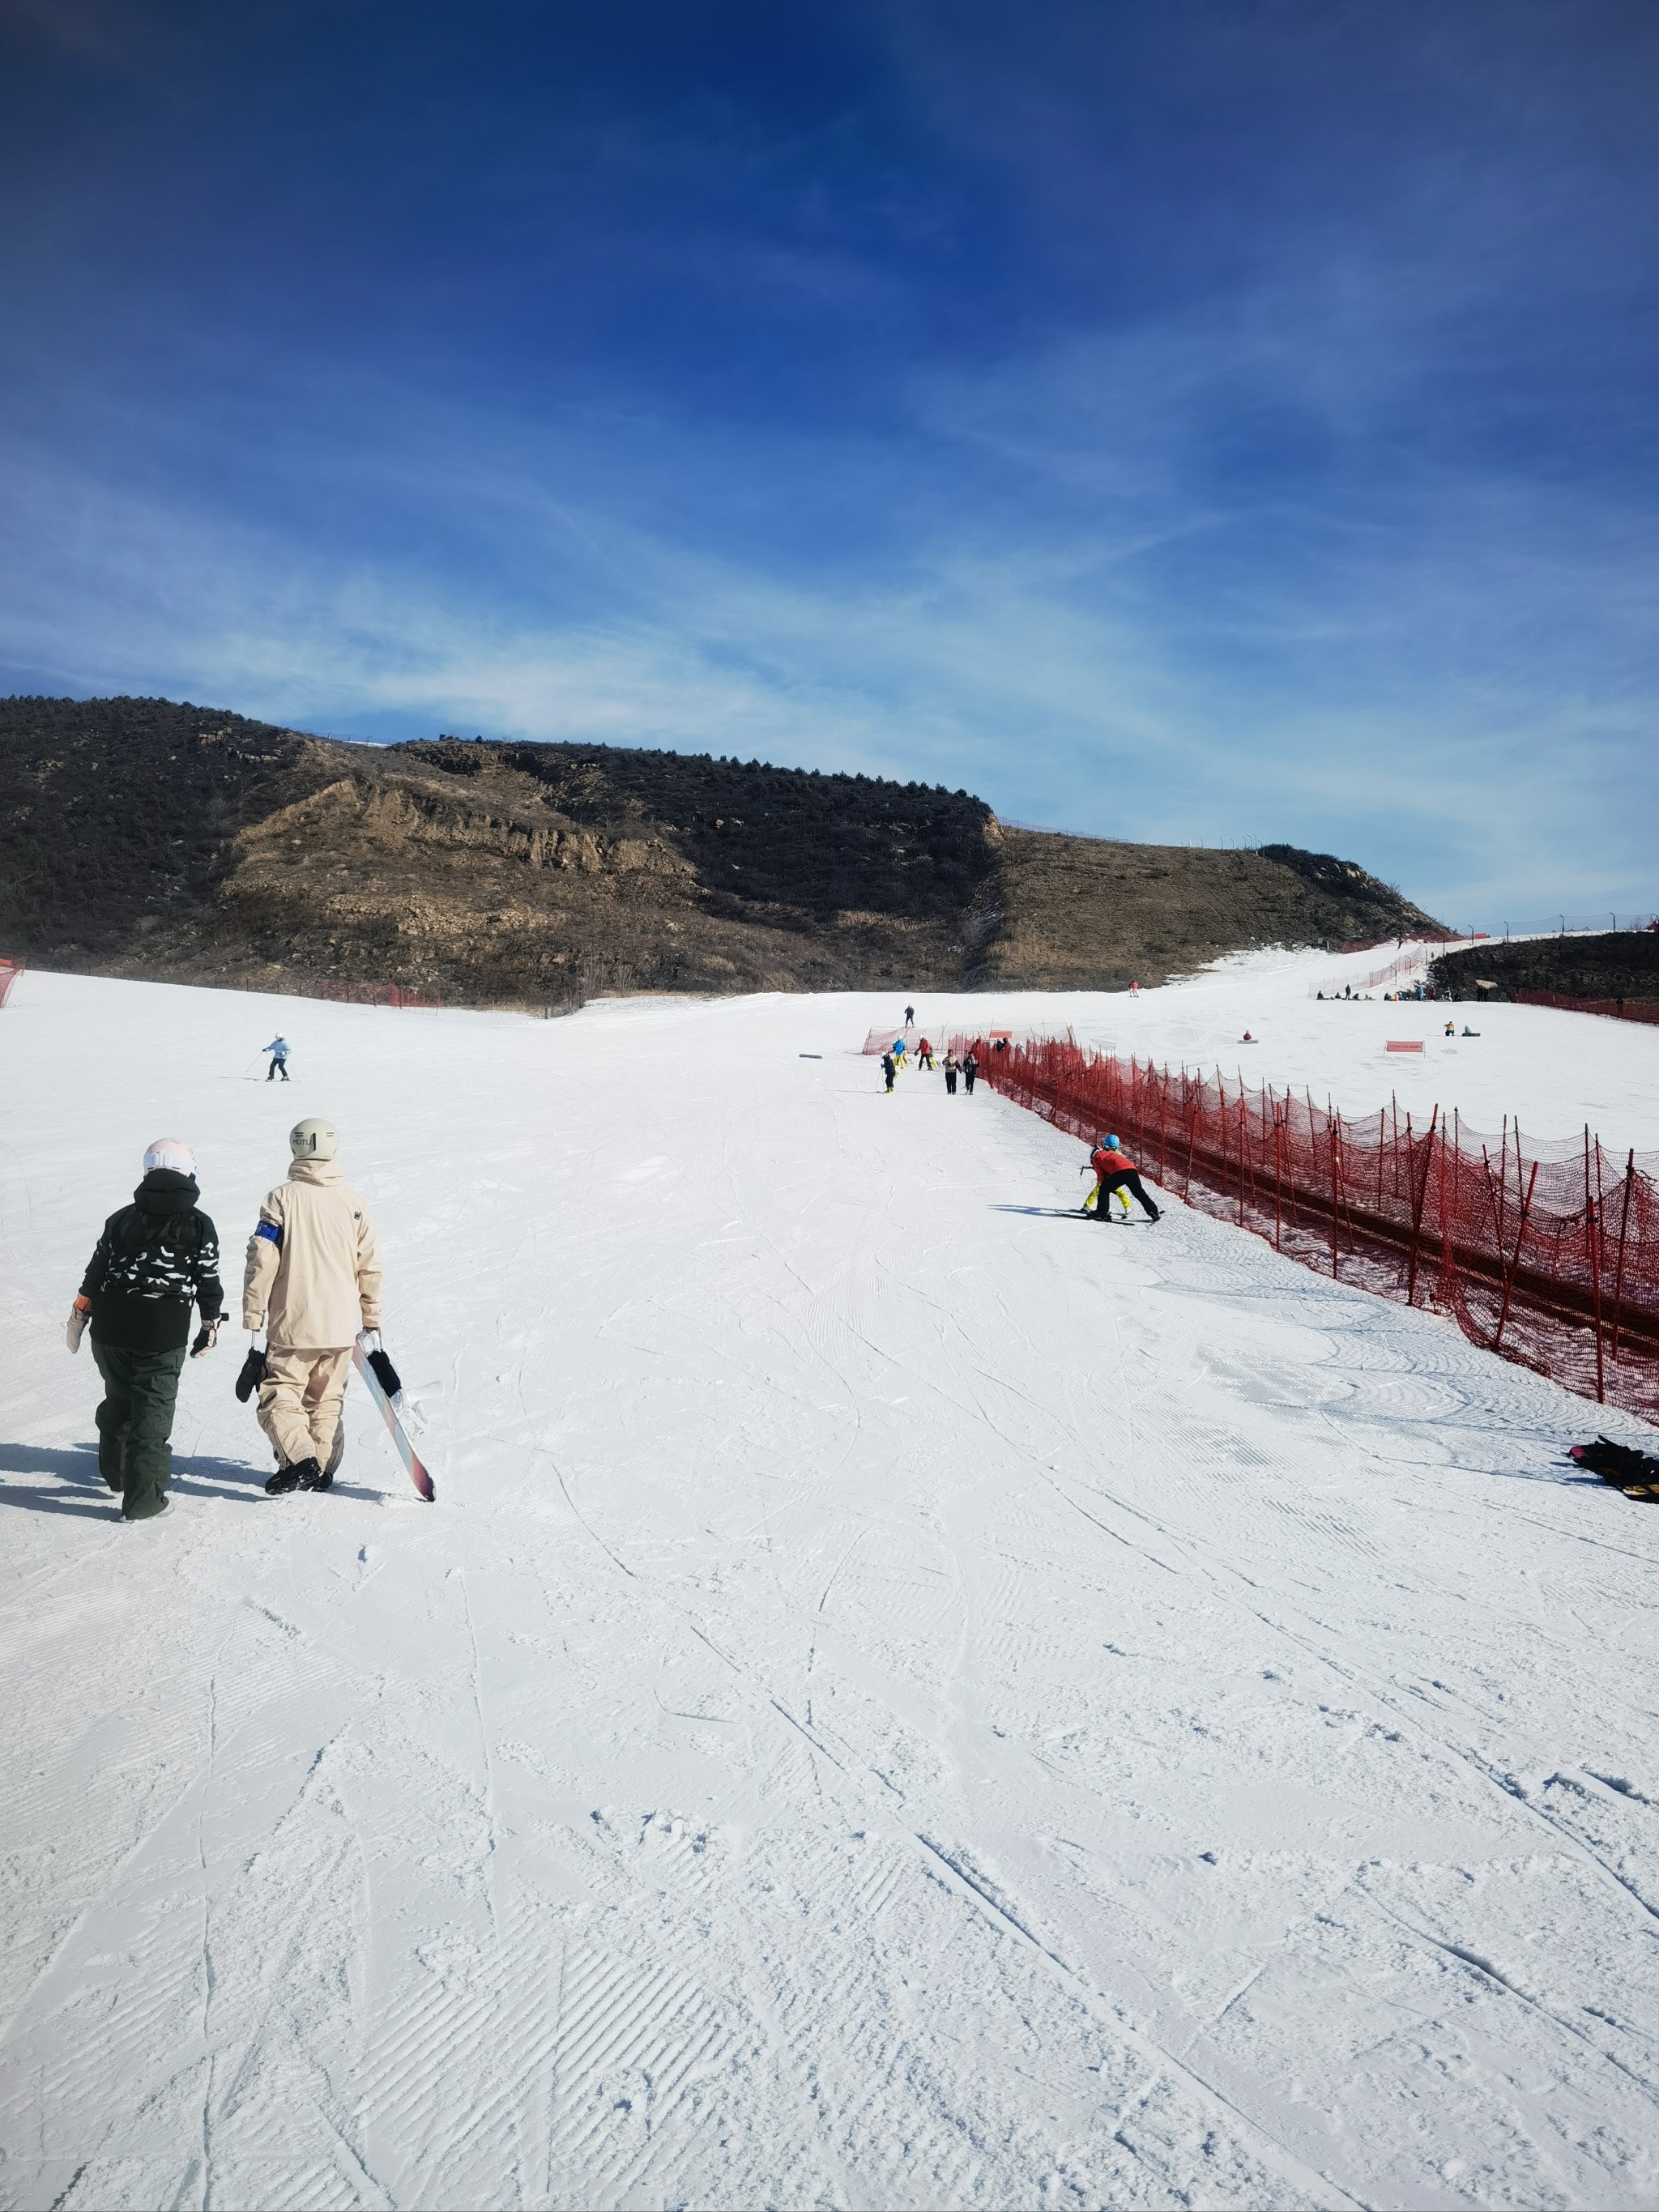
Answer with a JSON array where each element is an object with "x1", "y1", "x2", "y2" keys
[{"x1": 1, "y1": 696, "x2": 1443, "y2": 1004}]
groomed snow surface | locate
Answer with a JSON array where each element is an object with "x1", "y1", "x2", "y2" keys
[{"x1": 2, "y1": 952, "x2": 1658, "y2": 2212}]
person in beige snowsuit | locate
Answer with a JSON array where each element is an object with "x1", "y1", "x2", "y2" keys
[{"x1": 243, "y1": 1117, "x2": 382, "y2": 1494}]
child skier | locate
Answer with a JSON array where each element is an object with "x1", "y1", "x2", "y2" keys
[
  {"x1": 242, "y1": 1116, "x2": 383, "y2": 1494},
  {"x1": 881, "y1": 1051, "x2": 896, "y2": 1093},
  {"x1": 264, "y1": 1036, "x2": 292, "y2": 1082},
  {"x1": 1088, "y1": 1136, "x2": 1161, "y2": 1222},
  {"x1": 917, "y1": 1037, "x2": 936, "y2": 1070},
  {"x1": 67, "y1": 1138, "x2": 224, "y2": 1521}
]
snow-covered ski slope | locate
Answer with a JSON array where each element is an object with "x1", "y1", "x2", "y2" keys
[{"x1": 2, "y1": 959, "x2": 1657, "y2": 2212}]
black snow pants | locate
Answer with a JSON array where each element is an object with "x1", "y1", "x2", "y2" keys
[
  {"x1": 1098, "y1": 1172, "x2": 1159, "y2": 1221},
  {"x1": 964, "y1": 1072, "x2": 976, "y2": 1093},
  {"x1": 92, "y1": 1339, "x2": 187, "y2": 1519},
  {"x1": 267, "y1": 1059, "x2": 290, "y2": 1081},
  {"x1": 945, "y1": 1071, "x2": 957, "y2": 1093}
]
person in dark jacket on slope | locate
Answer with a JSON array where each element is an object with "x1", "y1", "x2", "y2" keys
[
  {"x1": 1088, "y1": 1136, "x2": 1161, "y2": 1222},
  {"x1": 962, "y1": 1051, "x2": 979, "y2": 1094},
  {"x1": 67, "y1": 1139, "x2": 224, "y2": 1520},
  {"x1": 881, "y1": 1051, "x2": 896, "y2": 1093}
]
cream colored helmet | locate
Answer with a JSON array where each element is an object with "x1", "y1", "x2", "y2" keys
[{"x1": 289, "y1": 1117, "x2": 339, "y2": 1161}]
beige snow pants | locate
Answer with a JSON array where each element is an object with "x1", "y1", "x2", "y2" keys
[{"x1": 258, "y1": 1345, "x2": 352, "y2": 1470}]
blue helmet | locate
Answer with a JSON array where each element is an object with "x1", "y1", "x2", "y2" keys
[{"x1": 1104, "y1": 1135, "x2": 1122, "y2": 1149}]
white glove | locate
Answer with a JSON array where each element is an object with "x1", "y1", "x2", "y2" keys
[{"x1": 66, "y1": 1301, "x2": 91, "y2": 1353}]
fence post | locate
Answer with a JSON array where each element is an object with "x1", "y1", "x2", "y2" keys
[
  {"x1": 1405, "y1": 1110, "x2": 1437, "y2": 1306},
  {"x1": 1587, "y1": 1126, "x2": 1605, "y2": 1402},
  {"x1": 1494, "y1": 1161, "x2": 1537, "y2": 1352},
  {"x1": 1610, "y1": 1150, "x2": 1636, "y2": 1359}
]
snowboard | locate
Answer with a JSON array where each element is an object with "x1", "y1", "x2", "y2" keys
[{"x1": 354, "y1": 1334, "x2": 436, "y2": 1501}]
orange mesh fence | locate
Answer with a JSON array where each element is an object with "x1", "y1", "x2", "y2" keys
[
  {"x1": 0, "y1": 960, "x2": 22, "y2": 1009},
  {"x1": 954, "y1": 1032, "x2": 1659, "y2": 1423},
  {"x1": 270, "y1": 974, "x2": 441, "y2": 1010}
]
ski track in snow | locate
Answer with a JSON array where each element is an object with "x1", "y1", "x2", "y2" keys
[{"x1": 1, "y1": 957, "x2": 1657, "y2": 2210}]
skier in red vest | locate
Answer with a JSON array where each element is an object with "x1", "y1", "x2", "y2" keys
[{"x1": 1088, "y1": 1136, "x2": 1161, "y2": 1222}]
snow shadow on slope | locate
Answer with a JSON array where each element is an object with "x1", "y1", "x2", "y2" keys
[{"x1": 0, "y1": 1443, "x2": 268, "y2": 1511}]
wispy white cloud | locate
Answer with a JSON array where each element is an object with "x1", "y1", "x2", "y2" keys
[{"x1": 2, "y1": 253, "x2": 1654, "y2": 927}]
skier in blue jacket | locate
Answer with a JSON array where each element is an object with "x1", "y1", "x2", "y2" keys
[{"x1": 264, "y1": 1037, "x2": 292, "y2": 1083}]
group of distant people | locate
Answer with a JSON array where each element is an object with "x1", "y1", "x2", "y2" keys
[
  {"x1": 877, "y1": 1013, "x2": 1160, "y2": 1229},
  {"x1": 881, "y1": 1015, "x2": 979, "y2": 1097}
]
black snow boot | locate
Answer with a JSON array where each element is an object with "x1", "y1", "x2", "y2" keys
[{"x1": 265, "y1": 1455, "x2": 322, "y2": 1496}]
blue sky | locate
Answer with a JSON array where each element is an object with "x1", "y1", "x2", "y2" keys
[{"x1": 2, "y1": 0, "x2": 1655, "y2": 923}]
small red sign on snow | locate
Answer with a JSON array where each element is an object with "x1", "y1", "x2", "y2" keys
[{"x1": 1386, "y1": 1039, "x2": 1425, "y2": 1053}]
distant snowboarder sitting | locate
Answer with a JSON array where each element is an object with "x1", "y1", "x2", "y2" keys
[
  {"x1": 881, "y1": 1051, "x2": 896, "y2": 1093},
  {"x1": 68, "y1": 1138, "x2": 223, "y2": 1521},
  {"x1": 243, "y1": 1116, "x2": 383, "y2": 1495},
  {"x1": 265, "y1": 1036, "x2": 292, "y2": 1082},
  {"x1": 1089, "y1": 1136, "x2": 1161, "y2": 1223}
]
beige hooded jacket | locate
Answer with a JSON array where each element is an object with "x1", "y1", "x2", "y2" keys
[{"x1": 242, "y1": 1159, "x2": 383, "y2": 1348}]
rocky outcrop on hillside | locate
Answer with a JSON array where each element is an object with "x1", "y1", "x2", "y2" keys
[{"x1": 0, "y1": 695, "x2": 1444, "y2": 1004}]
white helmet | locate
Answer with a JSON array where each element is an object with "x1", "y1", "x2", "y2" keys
[
  {"x1": 289, "y1": 1117, "x2": 339, "y2": 1161},
  {"x1": 143, "y1": 1137, "x2": 195, "y2": 1175}
]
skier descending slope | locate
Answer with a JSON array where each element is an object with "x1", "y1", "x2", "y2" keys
[
  {"x1": 263, "y1": 1035, "x2": 292, "y2": 1082},
  {"x1": 67, "y1": 1138, "x2": 224, "y2": 1522},
  {"x1": 242, "y1": 1116, "x2": 382, "y2": 1495},
  {"x1": 1088, "y1": 1134, "x2": 1162, "y2": 1222}
]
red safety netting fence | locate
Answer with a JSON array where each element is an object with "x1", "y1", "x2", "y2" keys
[
  {"x1": 269, "y1": 974, "x2": 441, "y2": 1010},
  {"x1": 953, "y1": 1032, "x2": 1659, "y2": 1423},
  {"x1": 1516, "y1": 991, "x2": 1659, "y2": 1028},
  {"x1": 860, "y1": 1022, "x2": 1062, "y2": 1055},
  {"x1": 0, "y1": 960, "x2": 23, "y2": 1009}
]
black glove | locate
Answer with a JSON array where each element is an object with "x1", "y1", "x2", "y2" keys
[
  {"x1": 235, "y1": 1345, "x2": 269, "y2": 1403},
  {"x1": 367, "y1": 1347, "x2": 403, "y2": 1400}
]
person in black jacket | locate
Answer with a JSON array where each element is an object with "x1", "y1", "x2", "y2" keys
[{"x1": 68, "y1": 1138, "x2": 224, "y2": 1521}]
